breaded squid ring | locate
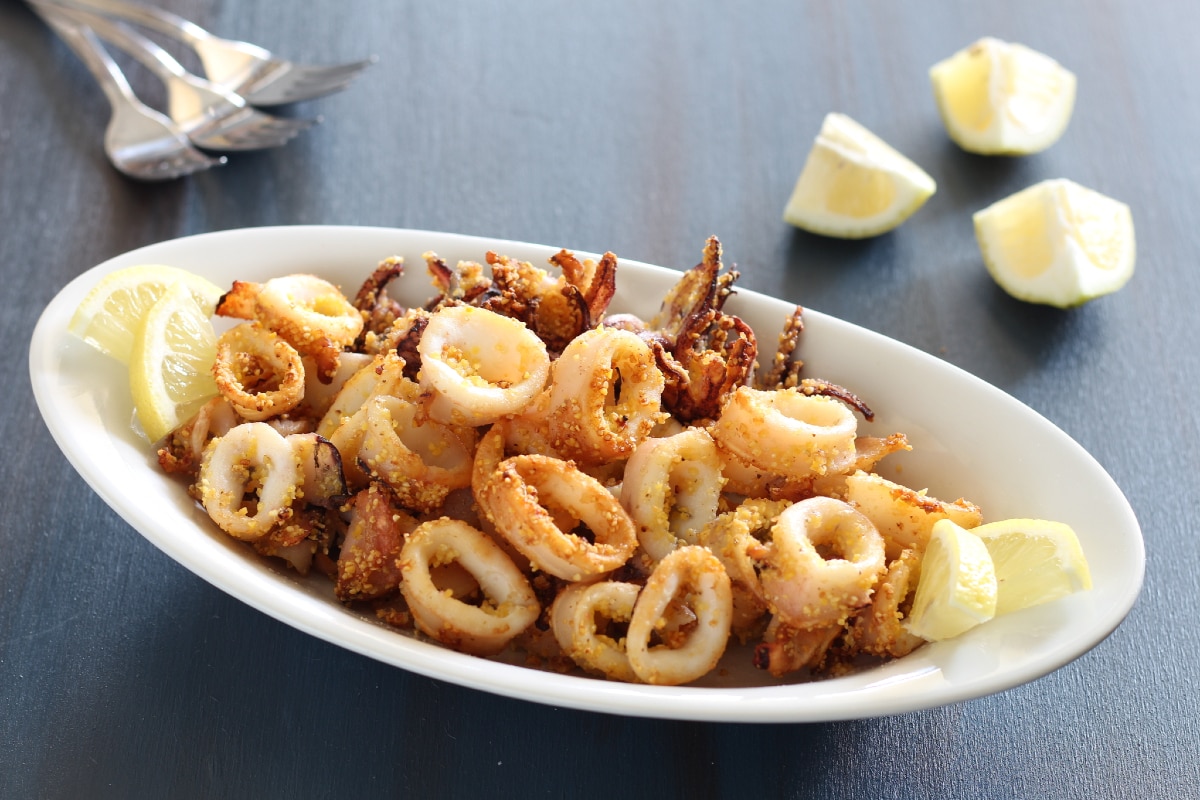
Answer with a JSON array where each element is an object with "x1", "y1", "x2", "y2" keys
[
  {"x1": 198, "y1": 422, "x2": 301, "y2": 541},
  {"x1": 417, "y1": 305, "x2": 551, "y2": 426},
  {"x1": 759, "y1": 496, "x2": 886, "y2": 628},
  {"x1": 620, "y1": 427, "x2": 724, "y2": 562},
  {"x1": 255, "y1": 274, "x2": 364, "y2": 352},
  {"x1": 357, "y1": 395, "x2": 476, "y2": 513},
  {"x1": 550, "y1": 580, "x2": 641, "y2": 683},
  {"x1": 319, "y1": 353, "x2": 409, "y2": 489},
  {"x1": 398, "y1": 517, "x2": 540, "y2": 656},
  {"x1": 470, "y1": 423, "x2": 508, "y2": 498},
  {"x1": 212, "y1": 322, "x2": 305, "y2": 422},
  {"x1": 626, "y1": 545, "x2": 733, "y2": 685},
  {"x1": 316, "y1": 352, "x2": 407, "y2": 439},
  {"x1": 546, "y1": 327, "x2": 666, "y2": 464},
  {"x1": 710, "y1": 387, "x2": 857, "y2": 480},
  {"x1": 477, "y1": 454, "x2": 637, "y2": 581},
  {"x1": 298, "y1": 351, "x2": 373, "y2": 420}
]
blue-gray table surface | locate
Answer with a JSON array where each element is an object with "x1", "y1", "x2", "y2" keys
[{"x1": 2, "y1": 1, "x2": 1195, "y2": 797}]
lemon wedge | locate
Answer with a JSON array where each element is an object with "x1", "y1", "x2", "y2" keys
[
  {"x1": 973, "y1": 178, "x2": 1135, "y2": 307},
  {"x1": 782, "y1": 112, "x2": 936, "y2": 238},
  {"x1": 129, "y1": 282, "x2": 220, "y2": 442},
  {"x1": 69, "y1": 264, "x2": 224, "y2": 364},
  {"x1": 930, "y1": 37, "x2": 1076, "y2": 155},
  {"x1": 904, "y1": 519, "x2": 997, "y2": 642},
  {"x1": 971, "y1": 518, "x2": 1092, "y2": 616}
]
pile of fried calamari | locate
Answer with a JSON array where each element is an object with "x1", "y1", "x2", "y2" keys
[{"x1": 158, "y1": 237, "x2": 982, "y2": 685}]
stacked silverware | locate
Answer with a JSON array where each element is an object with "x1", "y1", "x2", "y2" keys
[{"x1": 29, "y1": 0, "x2": 374, "y2": 180}]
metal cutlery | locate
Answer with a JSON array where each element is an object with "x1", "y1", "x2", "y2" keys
[
  {"x1": 30, "y1": 0, "x2": 373, "y2": 179},
  {"x1": 40, "y1": 0, "x2": 375, "y2": 106},
  {"x1": 42, "y1": 3, "x2": 318, "y2": 151},
  {"x1": 31, "y1": 4, "x2": 225, "y2": 181}
]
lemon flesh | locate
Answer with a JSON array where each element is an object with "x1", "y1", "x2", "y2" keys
[
  {"x1": 930, "y1": 37, "x2": 1076, "y2": 155},
  {"x1": 971, "y1": 518, "x2": 1092, "y2": 616},
  {"x1": 129, "y1": 282, "x2": 220, "y2": 443},
  {"x1": 904, "y1": 519, "x2": 997, "y2": 642},
  {"x1": 69, "y1": 264, "x2": 223, "y2": 365},
  {"x1": 974, "y1": 178, "x2": 1135, "y2": 308},
  {"x1": 783, "y1": 112, "x2": 936, "y2": 239}
]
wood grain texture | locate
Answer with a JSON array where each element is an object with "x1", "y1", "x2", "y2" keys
[{"x1": 2, "y1": 1, "x2": 1196, "y2": 797}]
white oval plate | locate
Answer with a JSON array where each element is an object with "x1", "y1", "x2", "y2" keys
[{"x1": 29, "y1": 226, "x2": 1143, "y2": 722}]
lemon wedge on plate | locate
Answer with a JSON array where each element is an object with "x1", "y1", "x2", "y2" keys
[
  {"x1": 69, "y1": 264, "x2": 223, "y2": 364},
  {"x1": 930, "y1": 37, "x2": 1076, "y2": 155},
  {"x1": 129, "y1": 281, "x2": 220, "y2": 442},
  {"x1": 782, "y1": 112, "x2": 936, "y2": 239},
  {"x1": 904, "y1": 519, "x2": 997, "y2": 642},
  {"x1": 974, "y1": 178, "x2": 1135, "y2": 307},
  {"x1": 971, "y1": 518, "x2": 1092, "y2": 616}
]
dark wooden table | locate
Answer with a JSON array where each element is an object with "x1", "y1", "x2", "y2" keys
[{"x1": 3, "y1": 1, "x2": 1196, "y2": 796}]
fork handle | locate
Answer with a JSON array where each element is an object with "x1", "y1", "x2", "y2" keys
[
  {"x1": 44, "y1": 3, "x2": 199, "y2": 84},
  {"x1": 34, "y1": 0, "x2": 233, "y2": 51},
  {"x1": 29, "y1": 1, "x2": 139, "y2": 113}
]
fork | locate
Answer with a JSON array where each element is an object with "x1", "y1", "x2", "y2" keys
[
  {"x1": 32, "y1": 5, "x2": 225, "y2": 180},
  {"x1": 39, "y1": 3, "x2": 318, "y2": 151},
  {"x1": 41, "y1": 0, "x2": 375, "y2": 106}
]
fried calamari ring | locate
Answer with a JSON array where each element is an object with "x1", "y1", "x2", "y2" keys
[
  {"x1": 711, "y1": 387, "x2": 857, "y2": 480},
  {"x1": 212, "y1": 322, "x2": 305, "y2": 422},
  {"x1": 298, "y1": 351, "x2": 373, "y2": 420},
  {"x1": 398, "y1": 517, "x2": 540, "y2": 656},
  {"x1": 545, "y1": 327, "x2": 666, "y2": 464},
  {"x1": 620, "y1": 427, "x2": 724, "y2": 562},
  {"x1": 417, "y1": 305, "x2": 550, "y2": 426},
  {"x1": 626, "y1": 545, "x2": 733, "y2": 685},
  {"x1": 198, "y1": 422, "x2": 300, "y2": 541},
  {"x1": 218, "y1": 275, "x2": 364, "y2": 383},
  {"x1": 256, "y1": 274, "x2": 363, "y2": 366},
  {"x1": 477, "y1": 454, "x2": 637, "y2": 581},
  {"x1": 550, "y1": 580, "x2": 641, "y2": 683},
  {"x1": 357, "y1": 395, "x2": 476, "y2": 513},
  {"x1": 759, "y1": 496, "x2": 886, "y2": 629},
  {"x1": 319, "y1": 353, "x2": 409, "y2": 489},
  {"x1": 316, "y1": 352, "x2": 407, "y2": 439}
]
